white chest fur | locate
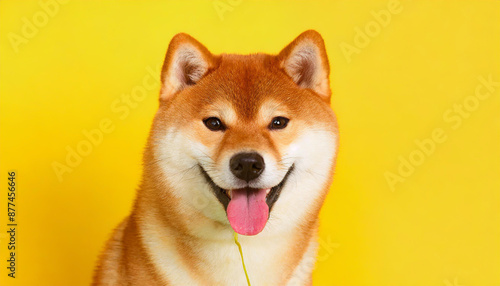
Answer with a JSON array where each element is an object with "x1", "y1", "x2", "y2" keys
[{"x1": 139, "y1": 219, "x2": 317, "y2": 286}]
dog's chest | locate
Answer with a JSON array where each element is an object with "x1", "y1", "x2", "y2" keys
[{"x1": 195, "y1": 238, "x2": 291, "y2": 286}]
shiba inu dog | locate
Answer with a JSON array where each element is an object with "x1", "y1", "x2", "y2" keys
[{"x1": 93, "y1": 30, "x2": 338, "y2": 286}]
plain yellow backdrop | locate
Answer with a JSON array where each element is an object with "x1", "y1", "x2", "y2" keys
[{"x1": 1, "y1": 0, "x2": 499, "y2": 285}]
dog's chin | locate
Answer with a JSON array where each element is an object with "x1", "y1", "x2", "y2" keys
[{"x1": 199, "y1": 165, "x2": 294, "y2": 212}]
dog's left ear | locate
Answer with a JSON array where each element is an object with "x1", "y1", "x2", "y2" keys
[
  {"x1": 160, "y1": 33, "x2": 217, "y2": 100},
  {"x1": 277, "y1": 30, "x2": 331, "y2": 100}
]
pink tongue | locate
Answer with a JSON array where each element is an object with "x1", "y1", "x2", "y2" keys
[{"x1": 227, "y1": 188, "x2": 269, "y2": 236}]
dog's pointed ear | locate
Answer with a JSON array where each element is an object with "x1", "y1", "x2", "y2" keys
[
  {"x1": 160, "y1": 33, "x2": 217, "y2": 100},
  {"x1": 277, "y1": 30, "x2": 331, "y2": 99}
]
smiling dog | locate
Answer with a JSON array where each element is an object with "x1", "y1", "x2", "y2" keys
[{"x1": 93, "y1": 30, "x2": 338, "y2": 286}]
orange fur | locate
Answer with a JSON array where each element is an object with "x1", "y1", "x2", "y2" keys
[{"x1": 93, "y1": 30, "x2": 338, "y2": 286}]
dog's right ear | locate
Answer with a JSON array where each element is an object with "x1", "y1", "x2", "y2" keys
[{"x1": 160, "y1": 33, "x2": 217, "y2": 100}]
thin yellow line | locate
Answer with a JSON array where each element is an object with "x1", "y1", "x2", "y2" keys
[{"x1": 234, "y1": 232, "x2": 252, "y2": 286}]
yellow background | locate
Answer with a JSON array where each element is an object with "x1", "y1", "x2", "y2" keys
[{"x1": 1, "y1": 1, "x2": 499, "y2": 285}]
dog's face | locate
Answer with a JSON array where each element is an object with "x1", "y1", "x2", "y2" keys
[{"x1": 148, "y1": 31, "x2": 338, "y2": 237}]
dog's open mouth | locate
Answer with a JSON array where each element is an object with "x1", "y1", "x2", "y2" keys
[{"x1": 200, "y1": 165, "x2": 294, "y2": 236}]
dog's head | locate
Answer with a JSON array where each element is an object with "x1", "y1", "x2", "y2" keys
[{"x1": 147, "y1": 31, "x2": 338, "y2": 237}]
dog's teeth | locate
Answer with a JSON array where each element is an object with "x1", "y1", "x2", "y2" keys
[
  {"x1": 220, "y1": 189, "x2": 232, "y2": 199},
  {"x1": 266, "y1": 189, "x2": 271, "y2": 194}
]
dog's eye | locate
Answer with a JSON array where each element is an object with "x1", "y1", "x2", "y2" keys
[
  {"x1": 203, "y1": 117, "x2": 226, "y2": 131},
  {"x1": 269, "y1": 117, "x2": 289, "y2": 130}
]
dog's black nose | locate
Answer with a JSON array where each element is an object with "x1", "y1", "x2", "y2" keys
[{"x1": 230, "y1": 152, "x2": 265, "y2": 182}]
